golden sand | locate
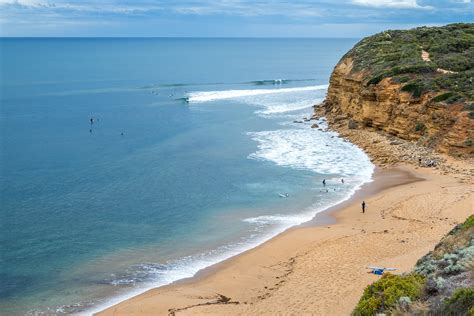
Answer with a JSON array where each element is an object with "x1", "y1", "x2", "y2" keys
[{"x1": 97, "y1": 163, "x2": 473, "y2": 315}]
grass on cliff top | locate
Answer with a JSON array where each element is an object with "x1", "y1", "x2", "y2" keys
[{"x1": 344, "y1": 23, "x2": 474, "y2": 103}]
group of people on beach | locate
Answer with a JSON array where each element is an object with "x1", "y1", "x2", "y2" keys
[{"x1": 322, "y1": 178, "x2": 366, "y2": 213}]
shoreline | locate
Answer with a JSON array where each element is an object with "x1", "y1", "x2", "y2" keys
[
  {"x1": 96, "y1": 160, "x2": 472, "y2": 315},
  {"x1": 89, "y1": 164, "x2": 378, "y2": 315}
]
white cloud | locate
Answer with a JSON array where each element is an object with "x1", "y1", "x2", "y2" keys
[
  {"x1": 0, "y1": 0, "x2": 162, "y2": 13},
  {"x1": 173, "y1": 1, "x2": 323, "y2": 17},
  {"x1": 0, "y1": 0, "x2": 46, "y2": 7},
  {"x1": 0, "y1": 0, "x2": 323, "y2": 17},
  {"x1": 351, "y1": 0, "x2": 431, "y2": 9}
]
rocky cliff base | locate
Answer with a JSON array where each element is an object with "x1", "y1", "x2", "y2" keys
[{"x1": 312, "y1": 105, "x2": 473, "y2": 182}]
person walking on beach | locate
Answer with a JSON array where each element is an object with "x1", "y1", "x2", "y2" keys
[
  {"x1": 362, "y1": 201, "x2": 366, "y2": 213},
  {"x1": 322, "y1": 179, "x2": 326, "y2": 187}
]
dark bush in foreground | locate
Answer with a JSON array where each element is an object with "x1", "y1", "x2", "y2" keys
[
  {"x1": 443, "y1": 288, "x2": 474, "y2": 315},
  {"x1": 352, "y1": 273, "x2": 425, "y2": 316},
  {"x1": 354, "y1": 215, "x2": 474, "y2": 315}
]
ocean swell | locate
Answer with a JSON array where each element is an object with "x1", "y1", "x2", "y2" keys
[
  {"x1": 86, "y1": 82, "x2": 373, "y2": 316},
  {"x1": 187, "y1": 85, "x2": 328, "y2": 103}
]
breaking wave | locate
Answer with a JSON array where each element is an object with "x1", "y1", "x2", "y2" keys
[{"x1": 187, "y1": 85, "x2": 328, "y2": 103}]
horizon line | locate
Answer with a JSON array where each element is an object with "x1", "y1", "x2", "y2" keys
[{"x1": 0, "y1": 36, "x2": 361, "y2": 39}]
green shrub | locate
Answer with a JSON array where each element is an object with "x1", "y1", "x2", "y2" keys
[
  {"x1": 352, "y1": 273, "x2": 425, "y2": 316},
  {"x1": 397, "y1": 75, "x2": 410, "y2": 83},
  {"x1": 465, "y1": 102, "x2": 474, "y2": 111},
  {"x1": 431, "y1": 91, "x2": 463, "y2": 104},
  {"x1": 461, "y1": 214, "x2": 474, "y2": 230},
  {"x1": 367, "y1": 74, "x2": 384, "y2": 85},
  {"x1": 432, "y1": 92, "x2": 455, "y2": 102},
  {"x1": 443, "y1": 288, "x2": 474, "y2": 315},
  {"x1": 415, "y1": 122, "x2": 426, "y2": 133},
  {"x1": 464, "y1": 140, "x2": 473, "y2": 147},
  {"x1": 402, "y1": 82, "x2": 425, "y2": 98}
]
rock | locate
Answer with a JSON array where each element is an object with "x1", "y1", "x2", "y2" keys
[
  {"x1": 311, "y1": 123, "x2": 319, "y2": 128},
  {"x1": 348, "y1": 119, "x2": 358, "y2": 129},
  {"x1": 333, "y1": 114, "x2": 347, "y2": 122},
  {"x1": 293, "y1": 120, "x2": 303, "y2": 123}
]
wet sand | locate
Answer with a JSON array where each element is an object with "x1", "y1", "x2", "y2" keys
[{"x1": 97, "y1": 164, "x2": 473, "y2": 315}]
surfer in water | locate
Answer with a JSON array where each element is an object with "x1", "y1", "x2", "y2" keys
[{"x1": 322, "y1": 179, "x2": 326, "y2": 186}]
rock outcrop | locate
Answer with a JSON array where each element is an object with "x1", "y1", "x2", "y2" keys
[{"x1": 321, "y1": 24, "x2": 474, "y2": 157}]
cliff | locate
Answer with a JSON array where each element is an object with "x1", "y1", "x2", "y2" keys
[{"x1": 323, "y1": 23, "x2": 474, "y2": 157}]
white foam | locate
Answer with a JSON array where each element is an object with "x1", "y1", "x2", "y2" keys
[
  {"x1": 83, "y1": 223, "x2": 299, "y2": 316},
  {"x1": 243, "y1": 214, "x2": 313, "y2": 227},
  {"x1": 256, "y1": 98, "x2": 322, "y2": 116},
  {"x1": 247, "y1": 128, "x2": 373, "y2": 178},
  {"x1": 188, "y1": 85, "x2": 328, "y2": 103},
  {"x1": 85, "y1": 83, "x2": 374, "y2": 316}
]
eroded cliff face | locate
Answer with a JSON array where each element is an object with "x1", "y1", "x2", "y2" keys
[{"x1": 323, "y1": 57, "x2": 474, "y2": 157}]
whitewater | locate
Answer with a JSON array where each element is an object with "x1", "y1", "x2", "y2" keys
[
  {"x1": 2, "y1": 38, "x2": 366, "y2": 316},
  {"x1": 88, "y1": 83, "x2": 373, "y2": 315}
]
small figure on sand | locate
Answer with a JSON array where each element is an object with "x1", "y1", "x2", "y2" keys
[
  {"x1": 362, "y1": 201, "x2": 366, "y2": 213},
  {"x1": 322, "y1": 179, "x2": 326, "y2": 186}
]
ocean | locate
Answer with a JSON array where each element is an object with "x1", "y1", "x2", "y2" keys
[{"x1": 0, "y1": 38, "x2": 374, "y2": 315}]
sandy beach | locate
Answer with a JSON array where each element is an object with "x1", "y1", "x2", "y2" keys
[{"x1": 97, "y1": 158, "x2": 473, "y2": 316}]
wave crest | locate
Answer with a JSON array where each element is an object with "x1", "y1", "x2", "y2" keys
[{"x1": 187, "y1": 85, "x2": 328, "y2": 103}]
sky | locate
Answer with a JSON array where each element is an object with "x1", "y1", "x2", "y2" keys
[{"x1": 0, "y1": 0, "x2": 473, "y2": 37}]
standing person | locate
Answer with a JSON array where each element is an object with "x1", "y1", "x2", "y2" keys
[
  {"x1": 362, "y1": 201, "x2": 366, "y2": 213},
  {"x1": 341, "y1": 178, "x2": 344, "y2": 184},
  {"x1": 322, "y1": 179, "x2": 326, "y2": 187}
]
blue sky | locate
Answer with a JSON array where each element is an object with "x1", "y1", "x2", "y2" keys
[{"x1": 0, "y1": 0, "x2": 472, "y2": 37}]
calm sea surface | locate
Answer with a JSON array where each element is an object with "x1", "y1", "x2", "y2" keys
[{"x1": 0, "y1": 38, "x2": 373, "y2": 315}]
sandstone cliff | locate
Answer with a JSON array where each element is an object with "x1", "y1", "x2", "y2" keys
[{"x1": 322, "y1": 24, "x2": 474, "y2": 157}]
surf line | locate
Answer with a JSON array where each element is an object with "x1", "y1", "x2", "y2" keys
[{"x1": 187, "y1": 85, "x2": 329, "y2": 103}]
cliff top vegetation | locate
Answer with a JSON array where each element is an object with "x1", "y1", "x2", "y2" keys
[{"x1": 343, "y1": 23, "x2": 473, "y2": 109}]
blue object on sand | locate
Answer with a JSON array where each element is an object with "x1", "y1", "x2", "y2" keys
[{"x1": 367, "y1": 266, "x2": 397, "y2": 275}]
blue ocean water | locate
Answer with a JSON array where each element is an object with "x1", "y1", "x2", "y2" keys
[{"x1": 0, "y1": 38, "x2": 373, "y2": 315}]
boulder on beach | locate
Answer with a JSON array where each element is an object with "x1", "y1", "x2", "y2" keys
[{"x1": 348, "y1": 119, "x2": 358, "y2": 129}]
